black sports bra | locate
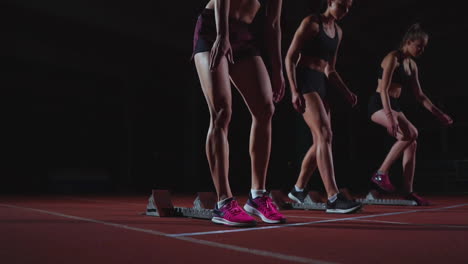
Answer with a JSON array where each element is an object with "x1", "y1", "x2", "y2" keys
[
  {"x1": 301, "y1": 17, "x2": 339, "y2": 62},
  {"x1": 378, "y1": 51, "x2": 412, "y2": 86}
]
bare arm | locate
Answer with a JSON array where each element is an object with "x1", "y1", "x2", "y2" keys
[
  {"x1": 378, "y1": 53, "x2": 399, "y2": 114},
  {"x1": 411, "y1": 61, "x2": 440, "y2": 112},
  {"x1": 210, "y1": 0, "x2": 234, "y2": 70},
  {"x1": 378, "y1": 52, "x2": 399, "y2": 136},
  {"x1": 264, "y1": 0, "x2": 285, "y2": 102},
  {"x1": 410, "y1": 61, "x2": 453, "y2": 125},
  {"x1": 285, "y1": 16, "x2": 318, "y2": 95},
  {"x1": 285, "y1": 16, "x2": 318, "y2": 112},
  {"x1": 214, "y1": 0, "x2": 230, "y2": 38},
  {"x1": 264, "y1": 0, "x2": 283, "y2": 74},
  {"x1": 326, "y1": 26, "x2": 357, "y2": 106}
]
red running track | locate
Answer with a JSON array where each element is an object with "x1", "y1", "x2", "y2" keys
[{"x1": 1, "y1": 194, "x2": 467, "y2": 264}]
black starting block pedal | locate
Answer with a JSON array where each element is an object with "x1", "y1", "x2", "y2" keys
[
  {"x1": 145, "y1": 190, "x2": 216, "y2": 219},
  {"x1": 356, "y1": 189, "x2": 417, "y2": 206},
  {"x1": 269, "y1": 190, "x2": 326, "y2": 211}
]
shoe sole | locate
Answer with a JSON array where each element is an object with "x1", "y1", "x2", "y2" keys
[
  {"x1": 243, "y1": 204, "x2": 286, "y2": 224},
  {"x1": 211, "y1": 217, "x2": 257, "y2": 227},
  {"x1": 326, "y1": 204, "x2": 362, "y2": 214},
  {"x1": 411, "y1": 200, "x2": 430, "y2": 206},
  {"x1": 287, "y1": 193, "x2": 304, "y2": 204}
]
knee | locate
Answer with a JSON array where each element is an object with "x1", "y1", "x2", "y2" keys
[
  {"x1": 412, "y1": 129, "x2": 419, "y2": 141},
  {"x1": 211, "y1": 106, "x2": 232, "y2": 129},
  {"x1": 409, "y1": 140, "x2": 417, "y2": 150},
  {"x1": 317, "y1": 126, "x2": 333, "y2": 145},
  {"x1": 402, "y1": 129, "x2": 418, "y2": 142},
  {"x1": 253, "y1": 102, "x2": 275, "y2": 123}
]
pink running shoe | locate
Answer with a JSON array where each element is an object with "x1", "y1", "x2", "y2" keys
[
  {"x1": 212, "y1": 198, "x2": 257, "y2": 227},
  {"x1": 244, "y1": 193, "x2": 286, "y2": 224},
  {"x1": 371, "y1": 172, "x2": 395, "y2": 193},
  {"x1": 405, "y1": 192, "x2": 430, "y2": 206}
]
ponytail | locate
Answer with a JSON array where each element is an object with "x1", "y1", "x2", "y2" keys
[{"x1": 400, "y1": 23, "x2": 428, "y2": 49}]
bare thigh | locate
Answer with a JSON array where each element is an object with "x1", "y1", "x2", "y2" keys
[
  {"x1": 194, "y1": 52, "x2": 232, "y2": 117},
  {"x1": 396, "y1": 112, "x2": 418, "y2": 140},
  {"x1": 302, "y1": 93, "x2": 331, "y2": 138},
  {"x1": 228, "y1": 56, "x2": 274, "y2": 116},
  {"x1": 371, "y1": 110, "x2": 418, "y2": 140}
]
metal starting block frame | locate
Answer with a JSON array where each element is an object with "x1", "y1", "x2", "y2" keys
[
  {"x1": 356, "y1": 190, "x2": 417, "y2": 206},
  {"x1": 145, "y1": 190, "x2": 216, "y2": 219},
  {"x1": 269, "y1": 190, "x2": 326, "y2": 211}
]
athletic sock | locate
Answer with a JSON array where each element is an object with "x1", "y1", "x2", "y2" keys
[
  {"x1": 294, "y1": 185, "x2": 304, "y2": 192},
  {"x1": 251, "y1": 189, "x2": 266, "y2": 199},
  {"x1": 328, "y1": 193, "x2": 338, "y2": 203},
  {"x1": 217, "y1": 197, "x2": 232, "y2": 209}
]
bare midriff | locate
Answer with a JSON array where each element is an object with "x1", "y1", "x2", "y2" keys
[
  {"x1": 376, "y1": 80, "x2": 402, "y2": 98},
  {"x1": 297, "y1": 55, "x2": 328, "y2": 73}
]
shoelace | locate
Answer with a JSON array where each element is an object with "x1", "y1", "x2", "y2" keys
[
  {"x1": 225, "y1": 201, "x2": 244, "y2": 215},
  {"x1": 258, "y1": 196, "x2": 280, "y2": 216}
]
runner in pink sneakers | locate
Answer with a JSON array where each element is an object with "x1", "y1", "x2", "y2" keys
[
  {"x1": 368, "y1": 23, "x2": 453, "y2": 205},
  {"x1": 212, "y1": 198, "x2": 257, "y2": 227},
  {"x1": 191, "y1": 0, "x2": 286, "y2": 226},
  {"x1": 244, "y1": 193, "x2": 286, "y2": 224}
]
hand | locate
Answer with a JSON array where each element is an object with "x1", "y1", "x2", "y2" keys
[
  {"x1": 345, "y1": 91, "x2": 358, "y2": 107},
  {"x1": 436, "y1": 112, "x2": 453, "y2": 126},
  {"x1": 386, "y1": 112, "x2": 399, "y2": 137},
  {"x1": 291, "y1": 92, "x2": 305, "y2": 114},
  {"x1": 272, "y1": 71, "x2": 285, "y2": 103},
  {"x1": 209, "y1": 36, "x2": 234, "y2": 71}
]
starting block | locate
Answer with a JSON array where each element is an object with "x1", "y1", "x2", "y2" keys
[
  {"x1": 269, "y1": 190, "x2": 326, "y2": 210},
  {"x1": 356, "y1": 189, "x2": 417, "y2": 206},
  {"x1": 145, "y1": 190, "x2": 216, "y2": 219}
]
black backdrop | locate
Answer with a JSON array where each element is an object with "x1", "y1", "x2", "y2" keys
[{"x1": 2, "y1": 0, "x2": 467, "y2": 195}]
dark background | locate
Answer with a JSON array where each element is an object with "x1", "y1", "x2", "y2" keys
[{"x1": 2, "y1": 0, "x2": 467, "y2": 196}]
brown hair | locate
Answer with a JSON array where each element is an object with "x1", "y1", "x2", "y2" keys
[{"x1": 400, "y1": 23, "x2": 428, "y2": 49}]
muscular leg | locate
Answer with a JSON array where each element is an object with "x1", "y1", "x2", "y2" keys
[
  {"x1": 402, "y1": 140, "x2": 417, "y2": 193},
  {"x1": 302, "y1": 93, "x2": 338, "y2": 198},
  {"x1": 371, "y1": 110, "x2": 417, "y2": 174},
  {"x1": 194, "y1": 52, "x2": 233, "y2": 201},
  {"x1": 397, "y1": 113, "x2": 418, "y2": 193},
  {"x1": 229, "y1": 56, "x2": 275, "y2": 190},
  {"x1": 295, "y1": 138, "x2": 318, "y2": 189}
]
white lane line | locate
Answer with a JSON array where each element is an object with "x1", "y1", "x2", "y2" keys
[
  {"x1": 286, "y1": 215, "x2": 468, "y2": 229},
  {"x1": 282, "y1": 216, "x2": 334, "y2": 220},
  {"x1": 0, "y1": 203, "x2": 335, "y2": 264},
  {"x1": 284, "y1": 215, "x2": 411, "y2": 223},
  {"x1": 167, "y1": 203, "x2": 468, "y2": 237},
  {"x1": 175, "y1": 236, "x2": 335, "y2": 264},
  {"x1": 65, "y1": 197, "x2": 468, "y2": 229},
  {"x1": 285, "y1": 216, "x2": 414, "y2": 225},
  {"x1": 0, "y1": 204, "x2": 166, "y2": 235}
]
